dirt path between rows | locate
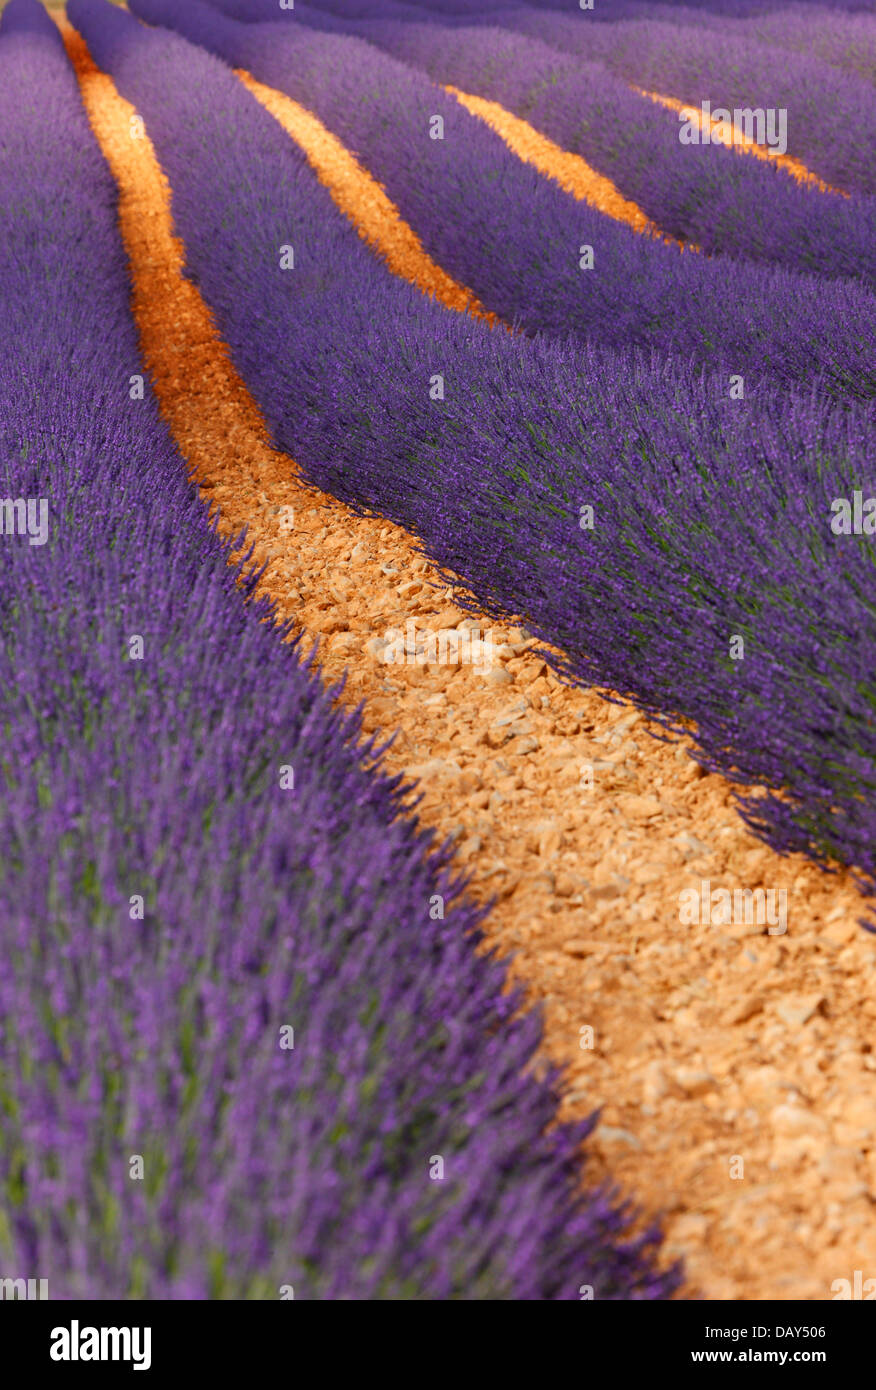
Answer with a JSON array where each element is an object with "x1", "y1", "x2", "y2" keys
[
  {"x1": 236, "y1": 71, "x2": 500, "y2": 324},
  {"x1": 634, "y1": 87, "x2": 846, "y2": 195},
  {"x1": 445, "y1": 83, "x2": 689, "y2": 246},
  {"x1": 65, "y1": 19, "x2": 876, "y2": 1301}
]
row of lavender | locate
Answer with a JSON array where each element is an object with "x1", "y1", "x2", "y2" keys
[
  {"x1": 377, "y1": 0, "x2": 876, "y2": 84},
  {"x1": 0, "y1": 0, "x2": 674, "y2": 1299},
  {"x1": 207, "y1": 0, "x2": 875, "y2": 192},
  {"x1": 522, "y1": 0, "x2": 876, "y2": 81},
  {"x1": 395, "y1": 0, "x2": 874, "y2": 19},
  {"x1": 280, "y1": 0, "x2": 876, "y2": 290},
  {"x1": 669, "y1": 1, "x2": 876, "y2": 79},
  {"x1": 416, "y1": 0, "x2": 876, "y2": 193},
  {"x1": 133, "y1": 0, "x2": 875, "y2": 399},
  {"x1": 72, "y1": 0, "x2": 876, "y2": 906}
]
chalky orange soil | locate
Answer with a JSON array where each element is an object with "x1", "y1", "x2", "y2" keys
[
  {"x1": 444, "y1": 84, "x2": 691, "y2": 248},
  {"x1": 65, "y1": 16, "x2": 876, "y2": 1302},
  {"x1": 634, "y1": 86, "x2": 846, "y2": 195}
]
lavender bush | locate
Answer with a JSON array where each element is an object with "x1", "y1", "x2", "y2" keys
[
  {"x1": 529, "y1": 0, "x2": 875, "y2": 20},
  {"x1": 132, "y1": 0, "x2": 876, "y2": 398},
  {"x1": 473, "y1": 5, "x2": 876, "y2": 194},
  {"x1": 209, "y1": 0, "x2": 875, "y2": 37},
  {"x1": 71, "y1": 0, "x2": 876, "y2": 908},
  {"x1": 306, "y1": 2, "x2": 876, "y2": 185},
  {"x1": 727, "y1": 7, "x2": 876, "y2": 82},
  {"x1": 0, "y1": 0, "x2": 679, "y2": 1299},
  {"x1": 303, "y1": 6, "x2": 876, "y2": 289}
]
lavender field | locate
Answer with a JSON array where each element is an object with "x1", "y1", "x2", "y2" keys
[{"x1": 0, "y1": 0, "x2": 874, "y2": 1316}]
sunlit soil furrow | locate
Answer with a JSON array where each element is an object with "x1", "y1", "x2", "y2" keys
[
  {"x1": 64, "y1": 18, "x2": 876, "y2": 1303},
  {"x1": 241, "y1": 65, "x2": 688, "y2": 253},
  {"x1": 236, "y1": 69, "x2": 499, "y2": 323},
  {"x1": 634, "y1": 86, "x2": 847, "y2": 195},
  {"x1": 444, "y1": 84, "x2": 692, "y2": 248}
]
